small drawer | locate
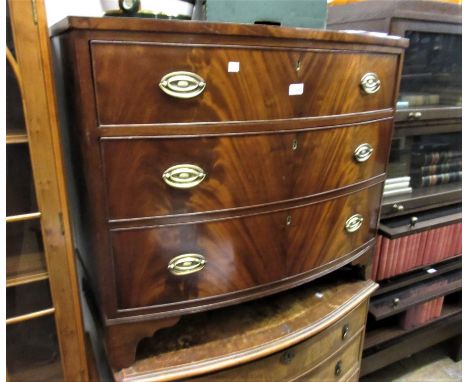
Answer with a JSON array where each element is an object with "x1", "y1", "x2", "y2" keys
[
  {"x1": 101, "y1": 121, "x2": 391, "y2": 220},
  {"x1": 299, "y1": 336, "x2": 362, "y2": 381},
  {"x1": 190, "y1": 304, "x2": 367, "y2": 382},
  {"x1": 91, "y1": 41, "x2": 398, "y2": 125},
  {"x1": 110, "y1": 184, "x2": 380, "y2": 311}
]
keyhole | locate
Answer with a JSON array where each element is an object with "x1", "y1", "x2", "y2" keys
[
  {"x1": 295, "y1": 60, "x2": 301, "y2": 72},
  {"x1": 292, "y1": 139, "x2": 298, "y2": 151}
]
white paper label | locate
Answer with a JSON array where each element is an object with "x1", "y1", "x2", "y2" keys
[
  {"x1": 228, "y1": 61, "x2": 240, "y2": 72},
  {"x1": 426, "y1": 268, "x2": 437, "y2": 274},
  {"x1": 289, "y1": 83, "x2": 304, "y2": 96}
]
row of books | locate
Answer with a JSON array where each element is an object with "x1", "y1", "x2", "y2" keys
[
  {"x1": 371, "y1": 222, "x2": 462, "y2": 281},
  {"x1": 400, "y1": 295, "x2": 445, "y2": 330},
  {"x1": 413, "y1": 171, "x2": 462, "y2": 187},
  {"x1": 411, "y1": 150, "x2": 461, "y2": 167},
  {"x1": 383, "y1": 176, "x2": 412, "y2": 197},
  {"x1": 410, "y1": 150, "x2": 462, "y2": 189}
]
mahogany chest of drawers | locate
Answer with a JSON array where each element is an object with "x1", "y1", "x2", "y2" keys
[{"x1": 51, "y1": 17, "x2": 407, "y2": 370}]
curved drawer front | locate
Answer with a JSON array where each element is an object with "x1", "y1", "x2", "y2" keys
[
  {"x1": 190, "y1": 304, "x2": 367, "y2": 381},
  {"x1": 111, "y1": 184, "x2": 381, "y2": 310},
  {"x1": 91, "y1": 41, "x2": 398, "y2": 125},
  {"x1": 102, "y1": 121, "x2": 391, "y2": 220},
  {"x1": 300, "y1": 335, "x2": 361, "y2": 381}
]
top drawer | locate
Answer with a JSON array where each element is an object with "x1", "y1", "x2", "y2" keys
[{"x1": 91, "y1": 42, "x2": 399, "y2": 125}]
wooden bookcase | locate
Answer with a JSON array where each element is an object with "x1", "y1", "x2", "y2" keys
[
  {"x1": 328, "y1": 0, "x2": 462, "y2": 376},
  {"x1": 6, "y1": 1, "x2": 88, "y2": 380}
]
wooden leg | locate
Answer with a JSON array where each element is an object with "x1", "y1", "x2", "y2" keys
[
  {"x1": 447, "y1": 335, "x2": 462, "y2": 362},
  {"x1": 105, "y1": 317, "x2": 180, "y2": 370}
]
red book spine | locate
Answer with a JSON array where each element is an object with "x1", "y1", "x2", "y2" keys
[
  {"x1": 411, "y1": 232, "x2": 422, "y2": 271},
  {"x1": 401, "y1": 234, "x2": 411, "y2": 274},
  {"x1": 433, "y1": 227, "x2": 447, "y2": 263},
  {"x1": 438, "y1": 226, "x2": 449, "y2": 263},
  {"x1": 449, "y1": 224, "x2": 458, "y2": 258},
  {"x1": 412, "y1": 232, "x2": 422, "y2": 270},
  {"x1": 421, "y1": 231, "x2": 430, "y2": 267},
  {"x1": 420, "y1": 230, "x2": 431, "y2": 266},
  {"x1": 398, "y1": 236, "x2": 409, "y2": 275},
  {"x1": 456, "y1": 223, "x2": 462, "y2": 255},
  {"x1": 427, "y1": 229, "x2": 437, "y2": 266},
  {"x1": 430, "y1": 228, "x2": 440, "y2": 265},
  {"x1": 377, "y1": 237, "x2": 390, "y2": 281},
  {"x1": 390, "y1": 237, "x2": 401, "y2": 278},
  {"x1": 442, "y1": 225, "x2": 452, "y2": 261},
  {"x1": 444, "y1": 224, "x2": 454, "y2": 259}
]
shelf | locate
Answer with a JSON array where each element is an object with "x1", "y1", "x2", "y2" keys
[
  {"x1": 395, "y1": 106, "x2": 461, "y2": 123},
  {"x1": 379, "y1": 207, "x2": 461, "y2": 239},
  {"x1": 361, "y1": 311, "x2": 461, "y2": 377},
  {"x1": 369, "y1": 269, "x2": 461, "y2": 320},
  {"x1": 373, "y1": 255, "x2": 461, "y2": 296},
  {"x1": 6, "y1": 211, "x2": 41, "y2": 223},
  {"x1": 364, "y1": 302, "x2": 461, "y2": 350},
  {"x1": 7, "y1": 251, "x2": 48, "y2": 288},
  {"x1": 381, "y1": 182, "x2": 462, "y2": 219}
]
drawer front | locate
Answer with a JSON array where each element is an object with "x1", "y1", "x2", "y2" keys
[
  {"x1": 191, "y1": 303, "x2": 367, "y2": 381},
  {"x1": 102, "y1": 122, "x2": 391, "y2": 220},
  {"x1": 91, "y1": 41, "x2": 398, "y2": 125},
  {"x1": 300, "y1": 336, "x2": 362, "y2": 381},
  {"x1": 111, "y1": 184, "x2": 380, "y2": 310}
]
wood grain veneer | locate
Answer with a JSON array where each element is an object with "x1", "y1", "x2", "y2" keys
[
  {"x1": 102, "y1": 121, "x2": 391, "y2": 220},
  {"x1": 91, "y1": 42, "x2": 398, "y2": 125}
]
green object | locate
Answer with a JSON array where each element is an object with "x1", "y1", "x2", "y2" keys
[{"x1": 196, "y1": 0, "x2": 327, "y2": 29}]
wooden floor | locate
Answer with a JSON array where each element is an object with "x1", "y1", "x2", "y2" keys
[{"x1": 361, "y1": 343, "x2": 462, "y2": 382}]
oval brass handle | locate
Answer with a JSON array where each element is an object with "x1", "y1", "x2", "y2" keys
[
  {"x1": 162, "y1": 164, "x2": 206, "y2": 189},
  {"x1": 335, "y1": 360, "x2": 342, "y2": 377},
  {"x1": 360, "y1": 72, "x2": 381, "y2": 94},
  {"x1": 354, "y1": 143, "x2": 374, "y2": 162},
  {"x1": 159, "y1": 71, "x2": 206, "y2": 99},
  {"x1": 168, "y1": 254, "x2": 206, "y2": 276},
  {"x1": 345, "y1": 214, "x2": 364, "y2": 233},
  {"x1": 342, "y1": 324, "x2": 350, "y2": 340}
]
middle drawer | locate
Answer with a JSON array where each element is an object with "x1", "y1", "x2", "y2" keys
[
  {"x1": 110, "y1": 183, "x2": 381, "y2": 311},
  {"x1": 101, "y1": 121, "x2": 391, "y2": 220}
]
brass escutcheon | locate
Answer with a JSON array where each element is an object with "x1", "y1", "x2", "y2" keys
[
  {"x1": 335, "y1": 360, "x2": 343, "y2": 376},
  {"x1": 342, "y1": 324, "x2": 350, "y2": 340}
]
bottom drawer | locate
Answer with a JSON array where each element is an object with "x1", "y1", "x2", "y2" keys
[
  {"x1": 297, "y1": 335, "x2": 362, "y2": 381},
  {"x1": 190, "y1": 304, "x2": 366, "y2": 381}
]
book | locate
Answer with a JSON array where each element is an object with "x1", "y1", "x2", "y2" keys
[
  {"x1": 383, "y1": 181, "x2": 410, "y2": 191},
  {"x1": 414, "y1": 161, "x2": 462, "y2": 177},
  {"x1": 385, "y1": 176, "x2": 411, "y2": 185},
  {"x1": 383, "y1": 187, "x2": 413, "y2": 197},
  {"x1": 412, "y1": 150, "x2": 462, "y2": 166},
  {"x1": 412, "y1": 171, "x2": 462, "y2": 187}
]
